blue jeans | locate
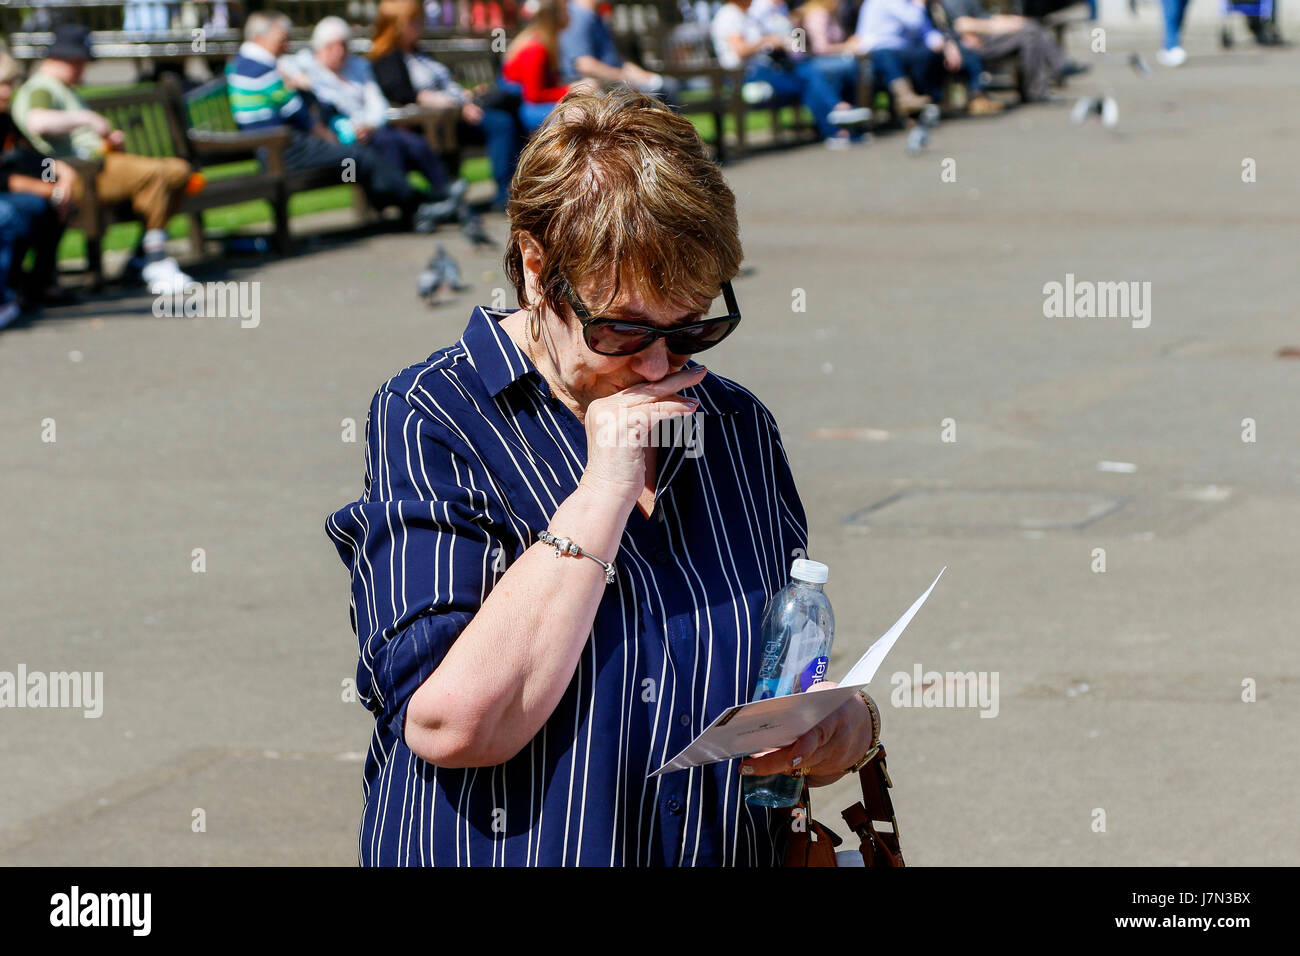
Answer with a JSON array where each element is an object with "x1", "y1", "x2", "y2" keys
[
  {"x1": 0, "y1": 192, "x2": 62, "y2": 304},
  {"x1": 282, "y1": 131, "x2": 420, "y2": 212},
  {"x1": 959, "y1": 47, "x2": 988, "y2": 93},
  {"x1": 869, "y1": 45, "x2": 946, "y2": 100},
  {"x1": 475, "y1": 107, "x2": 522, "y2": 207},
  {"x1": 368, "y1": 124, "x2": 452, "y2": 196},
  {"x1": 807, "y1": 53, "x2": 861, "y2": 106},
  {"x1": 1160, "y1": 0, "x2": 1190, "y2": 48},
  {"x1": 746, "y1": 59, "x2": 843, "y2": 140},
  {"x1": 519, "y1": 101, "x2": 557, "y2": 133},
  {"x1": 871, "y1": 44, "x2": 984, "y2": 100}
]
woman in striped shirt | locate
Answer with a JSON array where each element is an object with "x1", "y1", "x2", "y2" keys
[{"x1": 326, "y1": 86, "x2": 879, "y2": 866}]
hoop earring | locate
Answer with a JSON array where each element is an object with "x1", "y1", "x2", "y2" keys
[{"x1": 529, "y1": 308, "x2": 541, "y2": 341}]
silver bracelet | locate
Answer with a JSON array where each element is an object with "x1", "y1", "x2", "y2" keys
[{"x1": 537, "y1": 530, "x2": 616, "y2": 584}]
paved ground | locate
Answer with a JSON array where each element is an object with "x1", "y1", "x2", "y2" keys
[{"x1": 2, "y1": 37, "x2": 1298, "y2": 866}]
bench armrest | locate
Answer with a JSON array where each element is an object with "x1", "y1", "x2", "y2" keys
[
  {"x1": 188, "y1": 128, "x2": 292, "y2": 172},
  {"x1": 385, "y1": 105, "x2": 459, "y2": 152}
]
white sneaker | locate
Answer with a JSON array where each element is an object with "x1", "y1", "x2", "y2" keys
[
  {"x1": 828, "y1": 106, "x2": 872, "y2": 126},
  {"x1": 1101, "y1": 96, "x2": 1119, "y2": 128},
  {"x1": 0, "y1": 300, "x2": 21, "y2": 331},
  {"x1": 824, "y1": 134, "x2": 852, "y2": 150},
  {"x1": 741, "y1": 81, "x2": 774, "y2": 104},
  {"x1": 143, "y1": 257, "x2": 195, "y2": 296},
  {"x1": 1156, "y1": 46, "x2": 1187, "y2": 67}
]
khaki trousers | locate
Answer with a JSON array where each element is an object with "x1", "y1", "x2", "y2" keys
[{"x1": 87, "y1": 152, "x2": 193, "y2": 231}]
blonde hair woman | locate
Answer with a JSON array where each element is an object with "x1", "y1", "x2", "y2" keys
[{"x1": 326, "y1": 87, "x2": 879, "y2": 866}]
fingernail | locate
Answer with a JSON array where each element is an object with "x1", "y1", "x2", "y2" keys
[
  {"x1": 740, "y1": 764, "x2": 754, "y2": 775},
  {"x1": 790, "y1": 756, "x2": 803, "y2": 768}
]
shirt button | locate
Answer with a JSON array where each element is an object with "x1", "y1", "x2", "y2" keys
[
  {"x1": 666, "y1": 798, "x2": 683, "y2": 814},
  {"x1": 678, "y1": 714, "x2": 690, "y2": 727}
]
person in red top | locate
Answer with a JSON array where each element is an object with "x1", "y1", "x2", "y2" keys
[{"x1": 502, "y1": 0, "x2": 596, "y2": 132}]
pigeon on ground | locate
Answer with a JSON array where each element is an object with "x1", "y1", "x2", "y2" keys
[
  {"x1": 1071, "y1": 95, "x2": 1119, "y2": 128},
  {"x1": 417, "y1": 245, "x2": 470, "y2": 303},
  {"x1": 906, "y1": 103, "x2": 941, "y2": 156}
]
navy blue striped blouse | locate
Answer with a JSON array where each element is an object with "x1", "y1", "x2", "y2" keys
[{"x1": 325, "y1": 306, "x2": 810, "y2": 866}]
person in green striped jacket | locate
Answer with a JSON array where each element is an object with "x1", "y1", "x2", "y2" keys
[{"x1": 226, "y1": 12, "x2": 461, "y2": 232}]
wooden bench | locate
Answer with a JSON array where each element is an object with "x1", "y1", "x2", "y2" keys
[
  {"x1": 181, "y1": 75, "x2": 348, "y2": 253},
  {"x1": 70, "y1": 78, "x2": 288, "y2": 284},
  {"x1": 0, "y1": 0, "x2": 516, "y2": 77},
  {"x1": 71, "y1": 57, "x2": 501, "y2": 282}
]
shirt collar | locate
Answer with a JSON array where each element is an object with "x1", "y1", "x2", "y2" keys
[
  {"x1": 238, "y1": 41, "x2": 279, "y2": 67},
  {"x1": 459, "y1": 306, "x2": 744, "y2": 415}
]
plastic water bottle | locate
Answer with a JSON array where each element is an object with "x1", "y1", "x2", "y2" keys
[{"x1": 742, "y1": 558, "x2": 835, "y2": 808}]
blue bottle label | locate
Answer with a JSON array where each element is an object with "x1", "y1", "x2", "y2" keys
[
  {"x1": 752, "y1": 677, "x2": 781, "y2": 701},
  {"x1": 794, "y1": 656, "x2": 829, "y2": 693}
]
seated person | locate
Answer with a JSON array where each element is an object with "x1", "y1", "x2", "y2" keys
[
  {"x1": 712, "y1": 0, "x2": 870, "y2": 148},
  {"x1": 11, "y1": 24, "x2": 196, "y2": 292},
  {"x1": 0, "y1": 196, "x2": 35, "y2": 330},
  {"x1": 0, "y1": 48, "x2": 73, "y2": 316},
  {"x1": 280, "y1": 17, "x2": 465, "y2": 211},
  {"x1": 369, "y1": 0, "x2": 522, "y2": 210},
  {"x1": 754, "y1": 0, "x2": 860, "y2": 106},
  {"x1": 502, "y1": 0, "x2": 597, "y2": 134},
  {"x1": 228, "y1": 11, "x2": 453, "y2": 232},
  {"x1": 855, "y1": 0, "x2": 1002, "y2": 116},
  {"x1": 940, "y1": 0, "x2": 1085, "y2": 102},
  {"x1": 558, "y1": 0, "x2": 681, "y2": 103}
]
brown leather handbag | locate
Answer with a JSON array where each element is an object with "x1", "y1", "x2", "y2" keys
[{"x1": 782, "y1": 745, "x2": 905, "y2": 867}]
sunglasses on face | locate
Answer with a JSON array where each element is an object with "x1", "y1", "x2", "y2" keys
[{"x1": 559, "y1": 277, "x2": 743, "y2": 357}]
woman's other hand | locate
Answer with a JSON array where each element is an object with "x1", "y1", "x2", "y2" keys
[
  {"x1": 580, "y1": 364, "x2": 705, "y2": 506},
  {"x1": 738, "y1": 682, "x2": 878, "y2": 786}
]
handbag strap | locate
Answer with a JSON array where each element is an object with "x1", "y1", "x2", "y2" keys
[{"x1": 840, "y1": 745, "x2": 904, "y2": 867}]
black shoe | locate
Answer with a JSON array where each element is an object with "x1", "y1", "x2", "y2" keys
[
  {"x1": 19, "y1": 284, "x2": 80, "y2": 309},
  {"x1": 120, "y1": 255, "x2": 148, "y2": 285},
  {"x1": 459, "y1": 205, "x2": 495, "y2": 248},
  {"x1": 1057, "y1": 61, "x2": 1091, "y2": 82}
]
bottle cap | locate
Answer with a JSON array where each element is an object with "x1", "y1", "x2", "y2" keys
[{"x1": 790, "y1": 558, "x2": 828, "y2": 584}]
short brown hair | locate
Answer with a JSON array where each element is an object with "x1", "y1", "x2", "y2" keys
[{"x1": 503, "y1": 86, "x2": 742, "y2": 320}]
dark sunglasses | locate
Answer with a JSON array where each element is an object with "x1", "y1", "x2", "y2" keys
[{"x1": 559, "y1": 278, "x2": 742, "y2": 357}]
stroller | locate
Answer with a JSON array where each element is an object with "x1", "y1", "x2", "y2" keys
[{"x1": 1220, "y1": 0, "x2": 1284, "y2": 46}]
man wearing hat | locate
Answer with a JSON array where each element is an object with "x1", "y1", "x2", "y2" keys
[{"x1": 11, "y1": 24, "x2": 196, "y2": 293}]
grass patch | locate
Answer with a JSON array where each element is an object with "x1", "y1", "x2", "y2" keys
[{"x1": 683, "y1": 103, "x2": 810, "y2": 145}]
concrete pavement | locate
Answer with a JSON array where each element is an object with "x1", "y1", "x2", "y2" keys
[{"x1": 2, "y1": 37, "x2": 1297, "y2": 865}]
